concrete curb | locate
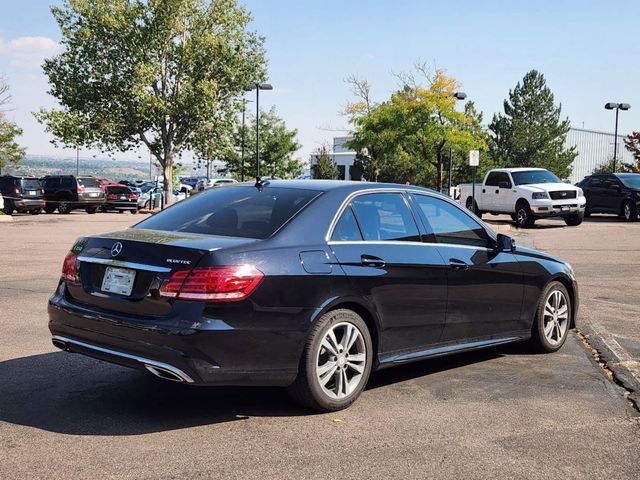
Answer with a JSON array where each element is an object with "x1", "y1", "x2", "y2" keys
[
  {"x1": 0, "y1": 214, "x2": 14, "y2": 222},
  {"x1": 578, "y1": 324, "x2": 640, "y2": 409}
]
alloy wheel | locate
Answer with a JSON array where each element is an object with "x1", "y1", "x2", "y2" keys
[
  {"x1": 517, "y1": 208, "x2": 527, "y2": 226},
  {"x1": 624, "y1": 203, "x2": 631, "y2": 220},
  {"x1": 315, "y1": 322, "x2": 367, "y2": 400},
  {"x1": 543, "y1": 290, "x2": 569, "y2": 346}
]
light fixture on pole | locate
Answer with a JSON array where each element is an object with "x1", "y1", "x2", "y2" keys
[
  {"x1": 246, "y1": 83, "x2": 273, "y2": 179},
  {"x1": 604, "y1": 102, "x2": 631, "y2": 172},
  {"x1": 448, "y1": 92, "x2": 467, "y2": 195}
]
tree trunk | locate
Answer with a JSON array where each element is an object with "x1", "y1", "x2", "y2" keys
[
  {"x1": 163, "y1": 155, "x2": 174, "y2": 206},
  {"x1": 436, "y1": 154, "x2": 443, "y2": 192}
]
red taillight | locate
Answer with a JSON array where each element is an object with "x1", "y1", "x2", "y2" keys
[
  {"x1": 14, "y1": 187, "x2": 21, "y2": 194},
  {"x1": 130, "y1": 194, "x2": 139, "y2": 200},
  {"x1": 107, "y1": 193, "x2": 117, "y2": 200},
  {"x1": 159, "y1": 265, "x2": 264, "y2": 301},
  {"x1": 77, "y1": 186, "x2": 85, "y2": 193},
  {"x1": 61, "y1": 252, "x2": 79, "y2": 283}
]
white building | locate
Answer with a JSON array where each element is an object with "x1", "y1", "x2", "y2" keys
[{"x1": 310, "y1": 129, "x2": 634, "y2": 184}]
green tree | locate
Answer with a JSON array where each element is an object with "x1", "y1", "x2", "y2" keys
[
  {"x1": 346, "y1": 69, "x2": 487, "y2": 188},
  {"x1": 225, "y1": 107, "x2": 302, "y2": 179},
  {"x1": 312, "y1": 145, "x2": 339, "y2": 179},
  {"x1": 489, "y1": 70, "x2": 576, "y2": 179},
  {"x1": 623, "y1": 132, "x2": 640, "y2": 172},
  {"x1": 0, "y1": 78, "x2": 25, "y2": 174},
  {"x1": 35, "y1": 0, "x2": 266, "y2": 203}
]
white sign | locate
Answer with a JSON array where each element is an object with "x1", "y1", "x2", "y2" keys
[{"x1": 469, "y1": 150, "x2": 480, "y2": 167}]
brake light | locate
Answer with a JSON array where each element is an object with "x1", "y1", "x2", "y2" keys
[
  {"x1": 61, "y1": 251, "x2": 79, "y2": 283},
  {"x1": 130, "y1": 194, "x2": 139, "y2": 200},
  {"x1": 77, "y1": 186, "x2": 85, "y2": 193},
  {"x1": 159, "y1": 265, "x2": 264, "y2": 301},
  {"x1": 14, "y1": 187, "x2": 21, "y2": 194}
]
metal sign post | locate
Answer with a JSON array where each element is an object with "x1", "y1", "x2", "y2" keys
[{"x1": 469, "y1": 150, "x2": 480, "y2": 214}]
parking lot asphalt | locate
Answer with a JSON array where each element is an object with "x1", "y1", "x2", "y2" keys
[
  {"x1": 485, "y1": 214, "x2": 640, "y2": 407},
  {"x1": 1, "y1": 212, "x2": 639, "y2": 479}
]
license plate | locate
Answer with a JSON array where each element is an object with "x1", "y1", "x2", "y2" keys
[
  {"x1": 89, "y1": 192, "x2": 98, "y2": 197},
  {"x1": 28, "y1": 190, "x2": 37, "y2": 196},
  {"x1": 101, "y1": 267, "x2": 136, "y2": 296},
  {"x1": 561, "y1": 206, "x2": 569, "y2": 212},
  {"x1": 120, "y1": 195, "x2": 127, "y2": 200}
]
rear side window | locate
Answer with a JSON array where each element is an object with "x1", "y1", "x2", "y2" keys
[
  {"x1": 77, "y1": 177, "x2": 100, "y2": 188},
  {"x1": 413, "y1": 195, "x2": 491, "y2": 248},
  {"x1": 351, "y1": 193, "x2": 420, "y2": 242},
  {"x1": 331, "y1": 207, "x2": 363, "y2": 241},
  {"x1": 136, "y1": 186, "x2": 321, "y2": 239},
  {"x1": 61, "y1": 177, "x2": 74, "y2": 188}
]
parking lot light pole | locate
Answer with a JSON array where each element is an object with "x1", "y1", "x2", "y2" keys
[
  {"x1": 604, "y1": 102, "x2": 631, "y2": 172},
  {"x1": 246, "y1": 83, "x2": 273, "y2": 179},
  {"x1": 448, "y1": 92, "x2": 467, "y2": 195}
]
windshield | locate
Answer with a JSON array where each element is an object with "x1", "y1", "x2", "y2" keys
[
  {"x1": 511, "y1": 170, "x2": 561, "y2": 185},
  {"x1": 135, "y1": 186, "x2": 321, "y2": 239},
  {"x1": 618, "y1": 174, "x2": 640, "y2": 189}
]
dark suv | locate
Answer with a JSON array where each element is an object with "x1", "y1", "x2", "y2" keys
[
  {"x1": 0, "y1": 175, "x2": 46, "y2": 215},
  {"x1": 577, "y1": 173, "x2": 640, "y2": 221},
  {"x1": 41, "y1": 175, "x2": 106, "y2": 214}
]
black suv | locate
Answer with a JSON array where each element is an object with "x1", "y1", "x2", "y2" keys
[
  {"x1": 0, "y1": 175, "x2": 46, "y2": 215},
  {"x1": 577, "y1": 173, "x2": 640, "y2": 221},
  {"x1": 41, "y1": 175, "x2": 106, "y2": 214}
]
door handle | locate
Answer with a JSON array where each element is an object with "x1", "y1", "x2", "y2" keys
[
  {"x1": 495, "y1": 189, "x2": 499, "y2": 194},
  {"x1": 448, "y1": 258, "x2": 469, "y2": 271},
  {"x1": 361, "y1": 255, "x2": 385, "y2": 268},
  {"x1": 482, "y1": 189, "x2": 486, "y2": 193}
]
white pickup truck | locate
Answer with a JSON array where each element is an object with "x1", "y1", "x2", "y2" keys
[{"x1": 458, "y1": 168, "x2": 586, "y2": 228}]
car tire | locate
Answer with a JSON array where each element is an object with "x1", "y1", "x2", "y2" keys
[
  {"x1": 287, "y1": 309, "x2": 373, "y2": 412},
  {"x1": 2, "y1": 202, "x2": 13, "y2": 215},
  {"x1": 44, "y1": 205, "x2": 56, "y2": 214},
  {"x1": 85, "y1": 207, "x2": 97, "y2": 214},
  {"x1": 622, "y1": 201, "x2": 638, "y2": 222},
  {"x1": 57, "y1": 201, "x2": 71, "y2": 214},
  {"x1": 530, "y1": 281, "x2": 571, "y2": 353},
  {"x1": 564, "y1": 213, "x2": 584, "y2": 226},
  {"x1": 30, "y1": 209, "x2": 42, "y2": 215},
  {"x1": 131, "y1": 208, "x2": 138, "y2": 214},
  {"x1": 584, "y1": 208, "x2": 591, "y2": 218},
  {"x1": 515, "y1": 201, "x2": 535, "y2": 228}
]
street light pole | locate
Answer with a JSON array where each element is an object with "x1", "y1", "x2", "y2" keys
[
  {"x1": 605, "y1": 102, "x2": 631, "y2": 172},
  {"x1": 448, "y1": 92, "x2": 467, "y2": 195},
  {"x1": 246, "y1": 83, "x2": 273, "y2": 180},
  {"x1": 241, "y1": 100, "x2": 246, "y2": 182},
  {"x1": 76, "y1": 146, "x2": 80, "y2": 176}
]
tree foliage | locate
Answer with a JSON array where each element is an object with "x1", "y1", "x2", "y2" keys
[
  {"x1": 346, "y1": 68, "x2": 487, "y2": 188},
  {"x1": 623, "y1": 132, "x2": 640, "y2": 172},
  {"x1": 312, "y1": 145, "x2": 339, "y2": 179},
  {"x1": 224, "y1": 107, "x2": 303, "y2": 179},
  {"x1": 35, "y1": 0, "x2": 266, "y2": 202},
  {"x1": 0, "y1": 77, "x2": 25, "y2": 173},
  {"x1": 489, "y1": 70, "x2": 576, "y2": 179}
]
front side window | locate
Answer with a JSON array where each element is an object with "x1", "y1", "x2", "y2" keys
[
  {"x1": 485, "y1": 172, "x2": 501, "y2": 186},
  {"x1": 350, "y1": 193, "x2": 420, "y2": 242},
  {"x1": 413, "y1": 195, "x2": 491, "y2": 248}
]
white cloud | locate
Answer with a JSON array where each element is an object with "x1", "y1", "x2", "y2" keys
[{"x1": 0, "y1": 36, "x2": 61, "y2": 68}]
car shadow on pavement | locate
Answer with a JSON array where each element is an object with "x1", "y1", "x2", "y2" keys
[{"x1": 0, "y1": 345, "x2": 519, "y2": 435}]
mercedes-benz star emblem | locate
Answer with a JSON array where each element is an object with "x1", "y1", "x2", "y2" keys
[{"x1": 111, "y1": 242, "x2": 123, "y2": 257}]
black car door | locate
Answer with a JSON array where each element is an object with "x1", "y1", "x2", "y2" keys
[
  {"x1": 602, "y1": 175, "x2": 625, "y2": 213},
  {"x1": 409, "y1": 193, "x2": 525, "y2": 342},
  {"x1": 329, "y1": 191, "x2": 448, "y2": 354}
]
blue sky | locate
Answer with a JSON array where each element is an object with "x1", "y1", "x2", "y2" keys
[{"x1": 1, "y1": 0, "x2": 638, "y2": 163}]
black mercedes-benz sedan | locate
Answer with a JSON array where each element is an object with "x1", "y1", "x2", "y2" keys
[{"x1": 49, "y1": 180, "x2": 578, "y2": 411}]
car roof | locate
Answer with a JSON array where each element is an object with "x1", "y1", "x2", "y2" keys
[
  {"x1": 236, "y1": 179, "x2": 437, "y2": 195},
  {"x1": 491, "y1": 168, "x2": 547, "y2": 173}
]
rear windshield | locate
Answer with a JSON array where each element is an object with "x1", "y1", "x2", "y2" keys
[
  {"x1": 77, "y1": 177, "x2": 101, "y2": 188},
  {"x1": 135, "y1": 186, "x2": 321, "y2": 239},
  {"x1": 107, "y1": 186, "x2": 132, "y2": 194},
  {"x1": 21, "y1": 179, "x2": 41, "y2": 189}
]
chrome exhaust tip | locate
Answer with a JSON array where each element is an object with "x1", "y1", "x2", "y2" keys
[
  {"x1": 52, "y1": 338, "x2": 68, "y2": 350},
  {"x1": 144, "y1": 364, "x2": 188, "y2": 383}
]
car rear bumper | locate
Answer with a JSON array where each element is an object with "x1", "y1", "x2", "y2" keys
[
  {"x1": 11, "y1": 198, "x2": 45, "y2": 211},
  {"x1": 48, "y1": 284, "x2": 310, "y2": 386},
  {"x1": 104, "y1": 201, "x2": 138, "y2": 210}
]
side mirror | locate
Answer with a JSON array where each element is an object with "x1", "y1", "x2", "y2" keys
[
  {"x1": 496, "y1": 233, "x2": 515, "y2": 252},
  {"x1": 498, "y1": 181, "x2": 511, "y2": 189}
]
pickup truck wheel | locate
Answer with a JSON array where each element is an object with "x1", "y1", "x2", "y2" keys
[
  {"x1": 564, "y1": 213, "x2": 584, "y2": 226},
  {"x1": 515, "y1": 202, "x2": 535, "y2": 228},
  {"x1": 622, "y1": 201, "x2": 638, "y2": 222},
  {"x1": 466, "y1": 198, "x2": 483, "y2": 218}
]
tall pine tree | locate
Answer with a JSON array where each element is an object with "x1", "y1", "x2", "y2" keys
[{"x1": 489, "y1": 70, "x2": 576, "y2": 179}]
